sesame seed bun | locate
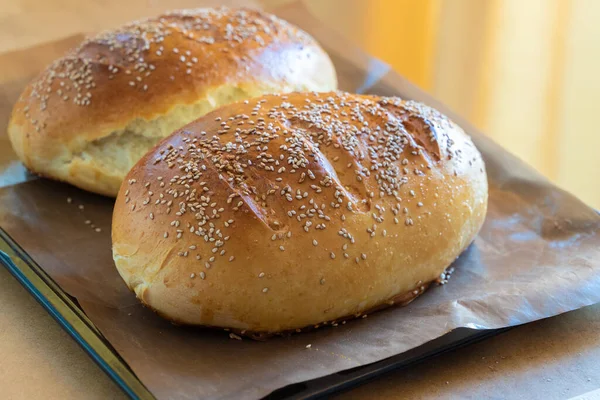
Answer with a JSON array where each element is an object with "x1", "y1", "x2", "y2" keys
[
  {"x1": 112, "y1": 91, "x2": 488, "y2": 335},
  {"x1": 7, "y1": 8, "x2": 337, "y2": 197}
]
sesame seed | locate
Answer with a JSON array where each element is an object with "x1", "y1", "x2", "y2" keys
[
  {"x1": 262, "y1": 287, "x2": 269, "y2": 293},
  {"x1": 200, "y1": 272, "x2": 206, "y2": 280},
  {"x1": 112, "y1": 91, "x2": 446, "y2": 297},
  {"x1": 258, "y1": 272, "x2": 265, "y2": 278}
]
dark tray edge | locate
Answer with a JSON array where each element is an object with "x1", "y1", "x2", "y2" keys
[
  {"x1": 0, "y1": 227, "x2": 155, "y2": 400},
  {"x1": 272, "y1": 328, "x2": 509, "y2": 399},
  {"x1": 0, "y1": 225, "x2": 508, "y2": 400}
]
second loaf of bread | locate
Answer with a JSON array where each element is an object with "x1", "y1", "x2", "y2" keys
[
  {"x1": 8, "y1": 7, "x2": 337, "y2": 196},
  {"x1": 112, "y1": 91, "x2": 488, "y2": 335}
]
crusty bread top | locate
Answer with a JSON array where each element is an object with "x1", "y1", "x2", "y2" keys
[
  {"x1": 112, "y1": 91, "x2": 488, "y2": 332},
  {"x1": 8, "y1": 7, "x2": 336, "y2": 166}
]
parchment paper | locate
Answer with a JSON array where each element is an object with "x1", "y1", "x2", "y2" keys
[{"x1": 1, "y1": 1, "x2": 600, "y2": 399}]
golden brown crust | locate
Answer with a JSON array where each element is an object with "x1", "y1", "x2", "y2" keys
[
  {"x1": 112, "y1": 91, "x2": 488, "y2": 333},
  {"x1": 7, "y1": 7, "x2": 337, "y2": 196},
  {"x1": 154, "y1": 279, "x2": 434, "y2": 340},
  {"x1": 237, "y1": 280, "x2": 433, "y2": 340}
]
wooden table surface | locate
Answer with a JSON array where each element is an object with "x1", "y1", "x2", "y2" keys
[{"x1": 1, "y1": 1, "x2": 600, "y2": 399}]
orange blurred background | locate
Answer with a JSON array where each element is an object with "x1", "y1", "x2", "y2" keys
[
  {"x1": 1, "y1": 0, "x2": 599, "y2": 207},
  {"x1": 311, "y1": 0, "x2": 600, "y2": 208}
]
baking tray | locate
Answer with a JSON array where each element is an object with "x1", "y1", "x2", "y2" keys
[
  {"x1": 5, "y1": 3, "x2": 600, "y2": 397},
  {"x1": 0, "y1": 225, "x2": 507, "y2": 399}
]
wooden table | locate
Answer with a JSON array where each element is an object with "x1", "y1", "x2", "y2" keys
[{"x1": 1, "y1": 1, "x2": 600, "y2": 399}]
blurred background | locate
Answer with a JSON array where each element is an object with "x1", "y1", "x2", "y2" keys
[{"x1": 1, "y1": 0, "x2": 599, "y2": 207}]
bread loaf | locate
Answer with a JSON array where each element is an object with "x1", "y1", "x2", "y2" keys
[
  {"x1": 8, "y1": 8, "x2": 337, "y2": 196},
  {"x1": 112, "y1": 91, "x2": 488, "y2": 336}
]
